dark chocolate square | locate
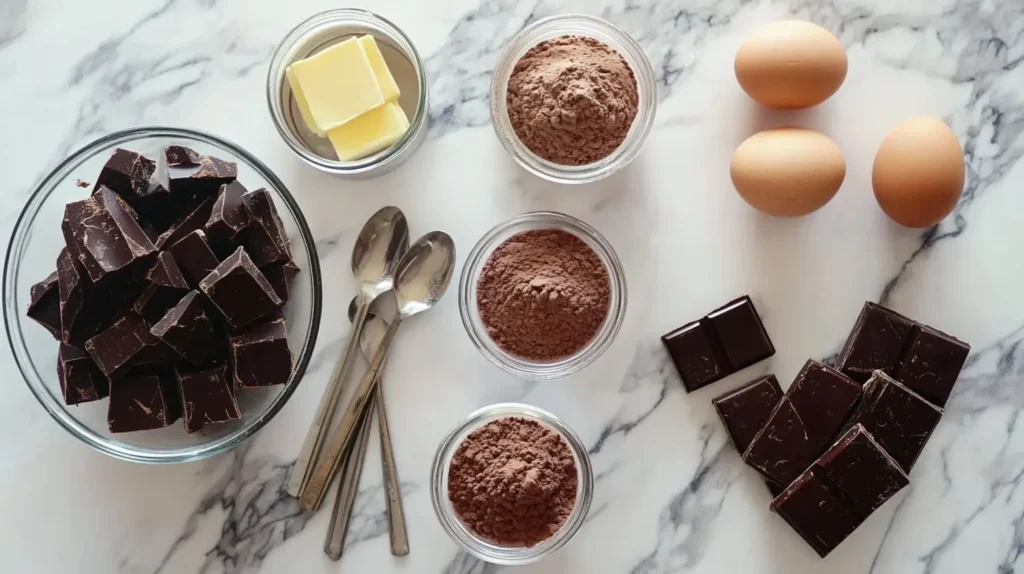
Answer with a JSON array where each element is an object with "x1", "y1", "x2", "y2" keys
[
  {"x1": 706, "y1": 296, "x2": 775, "y2": 371},
  {"x1": 93, "y1": 148, "x2": 156, "y2": 204},
  {"x1": 85, "y1": 314, "x2": 166, "y2": 380},
  {"x1": 58, "y1": 343, "x2": 109, "y2": 405},
  {"x1": 27, "y1": 270, "x2": 61, "y2": 340},
  {"x1": 56, "y1": 248, "x2": 107, "y2": 346},
  {"x1": 241, "y1": 188, "x2": 291, "y2": 266},
  {"x1": 177, "y1": 365, "x2": 241, "y2": 433},
  {"x1": 229, "y1": 318, "x2": 292, "y2": 388},
  {"x1": 712, "y1": 374, "x2": 783, "y2": 454},
  {"x1": 199, "y1": 247, "x2": 283, "y2": 329},
  {"x1": 662, "y1": 321, "x2": 726, "y2": 392},
  {"x1": 165, "y1": 145, "x2": 201, "y2": 168},
  {"x1": 62, "y1": 186, "x2": 156, "y2": 284},
  {"x1": 151, "y1": 291, "x2": 219, "y2": 366},
  {"x1": 108, "y1": 373, "x2": 181, "y2": 433},
  {"x1": 835, "y1": 302, "x2": 916, "y2": 383},
  {"x1": 894, "y1": 325, "x2": 970, "y2": 407},
  {"x1": 816, "y1": 424, "x2": 908, "y2": 515},
  {"x1": 770, "y1": 469, "x2": 865, "y2": 558},
  {"x1": 204, "y1": 181, "x2": 251, "y2": 257},
  {"x1": 133, "y1": 252, "x2": 190, "y2": 324},
  {"x1": 169, "y1": 230, "x2": 221, "y2": 288},
  {"x1": 169, "y1": 155, "x2": 237, "y2": 205},
  {"x1": 154, "y1": 197, "x2": 216, "y2": 250},
  {"x1": 260, "y1": 261, "x2": 300, "y2": 304}
]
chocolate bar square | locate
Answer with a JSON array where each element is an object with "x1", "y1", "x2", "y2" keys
[
  {"x1": 712, "y1": 374, "x2": 783, "y2": 454},
  {"x1": 85, "y1": 314, "x2": 166, "y2": 380},
  {"x1": 260, "y1": 261, "x2": 300, "y2": 303},
  {"x1": 133, "y1": 252, "x2": 190, "y2": 324},
  {"x1": 177, "y1": 366, "x2": 241, "y2": 433},
  {"x1": 707, "y1": 297, "x2": 775, "y2": 371},
  {"x1": 151, "y1": 291, "x2": 218, "y2": 366},
  {"x1": 894, "y1": 325, "x2": 970, "y2": 408},
  {"x1": 662, "y1": 322, "x2": 725, "y2": 391},
  {"x1": 770, "y1": 469, "x2": 864, "y2": 558},
  {"x1": 27, "y1": 270, "x2": 61, "y2": 340},
  {"x1": 200, "y1": 247, "x2": 282, "y2": 329},
  {"x1": 165, "y1": 145, "x2": 201, "y2": 168},
  {"x1": 154, "y1": 197, "x2": 215, "y2": 250},
  {"x1": 169, "y1": 230, "x2": 221, "y2": 288},
  {"x1": 835, "y1": 302, "x2": 916, "y2": 383},
  {"x1": 817, "y1": 424, "x2": 909, "y2": 514},
  {"x1": 204, "y1": 181, "x2": 251, "y2": 257},
  {"x1": 62, "y1": 186, "x2": 156, "y2": 284},
  {"x1": 93, "y1": 148, "x2": 156, "y2": 204},
  {"x1": 241, "y1": 188, "x2": 291, "y2": 266},
  {"x1": 56, "y1": 248, "x2": 107, "y2": 346},
  {"x1": 169, "y1": 155, "x2": 237, "y2": 204},
  {"x1": 58, "y1": 343, "x2": 109, "y2": 405},
  {"x1": 108, "y1": 372, "x2": 181, "y2": 433},
  {"x1": 229, "y1": 318, "x2": 292, "y2": 388}
]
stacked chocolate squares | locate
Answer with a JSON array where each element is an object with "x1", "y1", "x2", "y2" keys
[
  {"x1": 662, "y1": 299, "x2": 970, "y2": 557},
  {"x1": 25, "y1": 147, "x2": 299, "y2": 434}
]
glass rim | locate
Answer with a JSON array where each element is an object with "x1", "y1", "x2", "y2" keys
[
  {"x1": 2, "y1": 126, "x2": 323, "y2": 464},
  {"x1": 430, "y1": 402, "x2": 595, "y2": 565}
]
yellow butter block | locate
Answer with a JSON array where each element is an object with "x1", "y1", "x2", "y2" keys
[
  {"x1": 285, "y1": 66, "x2": 322, "y2": 136},
  {"x1": 327, "y1": 102, "x2": 410, "y2": 161},
  {"x1": 285, "y1": 37, "x2": 385, "y2": 133},
  {"x1": 358, "y1": 35, "x2": 400, "y2": 103}
]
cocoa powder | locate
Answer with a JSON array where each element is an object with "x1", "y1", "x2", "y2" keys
[
  {"x1": 506, "y1": 35, "x2": 639, "y2": 166},
  {"x1": 448, "y1": 417, "x2": 578, "y2": 546},
  {"x1": 477, "y1": 229, "x2": 611, "y2": 361}
]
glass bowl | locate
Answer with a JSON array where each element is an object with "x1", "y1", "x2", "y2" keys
[
  {"x1": 430, "y1": 403, "x2": 594, "y2": 565},
  {"x1": 3, "y1": 127, "x2": 322, "y2": 464},
  {"x1": 490, "y1": 14, "x2": 657, "y2": 184},
  {"x1": 458, "y1": 211, "x2": 627, "y2": 380},
  {"x1": 267, "y1": 9, "x2": 429, "y2": 178}
]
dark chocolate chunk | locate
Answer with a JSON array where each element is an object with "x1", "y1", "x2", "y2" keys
[
  {"x1": 165, "y1": 145, "x2": 201, "y2": 168},
  {"x1": 84, "y1": 314, "x2": 166, "y2": 380},
  {"x1": 93, "y1": 148, "x2": 156, "y2": 204},
  {"x1": 27, "y1": 270, "x2": 61, "y2": 340},
  {"x1": 169, "y1": 155, "x2": 238, "y2": 204},
  {"x1": 229, "y1": 318, "x2": 292, "y2": 388},
  {"x1": 205, "y1": 181, "x2": 251, "y2": 257},
  {"x1": 154, "y1": 197, "x2": 215, "y2": 250},
  {"x1": 260, "y1": 260, "x2": 300, "y2": 303},
  {"x1": 894, "y1": 325, "x2": 970, "y2": 408},
  {"x1": 843, "y1": 371, "x2": 942, "y2": 472},
  {"x1": 168, "y1": 230, "x2": 220, "y2": 288},
  {"x1": 58, "y1": 343, "x2": 109, "y2": 405},
  {"x1": 241, "y1": 188, "x2": 291, "y2": 266},
  {"x1": 662, "y1": 296, "x2": 775, "y2": 392},
  {"x1": 151, "y1": 291, "x2": 218, "y2": 366},
  {"x1": 770, "y1": 468, "x2": 865, "y2": 558},
  {"x1": 177, "y1": 365, "x2": 240, "y2": 433},
  {"x1": 133, "y1": 252, "x2": 190, "y2": 324},
  {"x1": 713, "y1": 374, "x2": 783, "y2": 454},
  {"x1": 56, "y1": 248, "x2": 106, "y2": 346},
  {"x1": 817, "y1": 424, "x2": 908, "y2": 515},
  {"x1": 743, "y1": 360, "x2": 861, "y2": 487},
  {"x1": 62, "y1": 186, "x2": 156, "y2": 284},
  {"x1": 199, "y1": 247, "x2": 282, "y2": 329},
  {"x1": 108, "y1": 372, "x2": 181, "y2": 433},
  {"x1": 835, "y1": 302, "x2": 916, "y2": 383}
]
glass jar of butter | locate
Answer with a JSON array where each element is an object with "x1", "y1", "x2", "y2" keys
[{"x1": 267, "y1": 9, "x2": 428, "y2": 178}]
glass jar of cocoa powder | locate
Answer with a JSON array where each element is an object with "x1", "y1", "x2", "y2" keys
[{"x1": 430, "y1": 403, "x2": 594, "y2": 565}]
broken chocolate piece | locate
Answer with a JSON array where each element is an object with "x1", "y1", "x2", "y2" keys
[
  {"x1": 58, "y1": 343, "x2": 109, "y2": 405},
  {"x1": 229, "y1": 318, "x2": 292, "y2": 388},
  {"x1": 770, "y1": 468, "x2": 865, "y2": 558},
  {"x1": 241, "y1": 188, "x2": 291, "y2": 266},
  {"x1": 27, "y1": 270, "x2": 61, "y2": 340},
  {"x1": 169, "y1": 154, "x2": 238, "y2": 204},
  {"x1": 168, "y1": 230, "x2": 220, "y2": 287},
  {"x1": 662, "y1": 296, "x2": 775, "y2": 392},
  {"x1": 62, "y1": 186, "x2": 156, "y2": 284},
  {"x1": 84, "y1": 314, "x2": 166, "y2": 380},
  {"x1": 743, "y1": 360, "x2": 861, "y2": 487},
  {"x1": 93, "y1": 148, "x2": 156, "y2": 204},
  {"x1": 816, "y1": 424, "x2": 909, "y2": 515},
  {"x1": 177, "y1": 365, "x2": 241, "y2": 433},
  {"x1": 151, "y1": 291, "x2": 218, "y2": 366},
  {"x1": 108, "y1": 372, "x2": 181, "y2": 432},
  {"x1": 200, "y1": 247, "x2": 282, "y2": 329},
  {"x1": 835, "y1": 302, "x2": 916, "y2": 383},
  {"x1": 56, "y1": 248, "x2": 106, "y2": 346},
  {"x1": 260, "y1": 260, "x2": 300, "y2": 303},
  {"x1": 713, "y1": 374, "x2": 783, "y2": 454},
  {"x1": 204, "y1": 181, "x2": 251, "y2": 257},
  {"x1": 894, "y1": 325, "x2": 970, "y2": 408},
  {"x1": 165, "y1": 145, "x2": 201, "y2": 168},
  {"x1": 154, "y1": 197, "x2": 216, "y2": 250},
  {"x1": 133, "y1": 252, "x2": 190, "y2": 324}
]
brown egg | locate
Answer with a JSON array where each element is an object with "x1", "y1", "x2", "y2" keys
[
  {"x1": 872, "y1": 117, "x2": 965, "y2": 228},
  {"x1": 730, "y1": 128, "x2": 846, "y2": 217},
  {"x1": 735, "y1": 21, "x2": 848, "y2": 110}
]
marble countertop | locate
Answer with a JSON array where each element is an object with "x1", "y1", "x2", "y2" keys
[{"x1": 2, "y1": 0, "x2": 1023, "y2": 572}]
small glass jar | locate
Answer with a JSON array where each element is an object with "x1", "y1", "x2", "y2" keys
[
  {"x1": 266, "y1": 9, "x2": 429, "y2": 177},
  {"x1": 430, "y1": 403, "x2": 594, "y2": 565},
  {"x1": 490, "y1": 14, "x2": 657, "y2": 184},
  {"x1": 459, "y1": 211, "x2": 627, "y2": 380}
]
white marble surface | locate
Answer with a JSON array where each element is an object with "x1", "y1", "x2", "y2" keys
[{"x1": 2, "y1": 0, "x2": 1023, "y2": 572}]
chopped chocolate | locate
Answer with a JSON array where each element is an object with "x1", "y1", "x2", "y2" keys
[
  {"x1": 743, "y1": 360, "x2": 861, "y2": 487},
  {"x1": 93, "y1": 148, "x2": 156, "y2": 204},
  {"x1": 817, "y1": 424, "x2": 909, "y2": 515},
  {"x1": 229, "y1": 318, "x2": 292, "y2": 388},
  {"x1": 713, "y1": 374, "x2": 783, "y2": 454},
  {"x1": 58, "y1": 343, "x2": 109, "y2": 405},
  {"x1": 62, "y1": 186, "x2": 156, "y2": 284},
  {"x1": 241, "y1": 188, "x2": 291, "y2": 266},
  {"x1": 204, "y1": 181, "x2": 251, "y2": 257},
  {"x1": 894, "y1": 325, "x2": 970, "y2": 408},
  {"x1": 169, "y1": 155, "x2": 237, "y2": 204},
  {"x1": 177, "y1": 365, "x2": 241, "y2": 433},
  {"x1": 770, "y1": 468, "x2": 865, "y2": 558},
  {"x1": 133, "y1": 252, "x2": 190, "y2": 324},
  {"x1": 662, "y1": 295, "x2": 775, "y2": 392},
  {"x1": 27, "y1": 270, "x2": 61, "y2": 340},
  {"x1": 835, "y1": 302, "x2": 916, "y2": 383},
  {"x1": 168, "y1": 230, "x2": 220, "y2": 288},
  {"x1": 843, "y1": 371, "x2": 942, "y2": 473},
  {"x1": 84, "y1": 314, "x2": 166, "y2": 380},
  {"x1": 165, "y1": 145, "x2": 201, "y2": 168},
  {"x1": 151, "y1": 291, "x2": 218, "y2": 366},
  {"x1": 108, "y1": 372, "x2": 181, "y2": 432},
  {"x1": 154, "y1": 197, "x2": 216, "y2": 250},
  {"x1": 56, "y1": 248, "x2": 106, "y2": 346},
  {"x1": 260, "y1": 260, "x2": 300, "y2": 303},
  {"x1": 199, "y1": 247, "x2": 282, "y2": 329}
]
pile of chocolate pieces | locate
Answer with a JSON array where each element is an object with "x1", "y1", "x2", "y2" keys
[
  {"x1": 663, "y1": 299, "x2": 970, "y2": 557},
  {"x1": 26, "y1": 146, "x2": 299, "y2": 434}
]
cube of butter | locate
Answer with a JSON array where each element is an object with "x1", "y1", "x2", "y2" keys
[
  {"x1": 359, "y1": 35, "x2": 400, "y2": 103},
  {"x1": 286, "y1": 66, "x2": 322, "y2": 136},
  {"x1": 327, "y1": 102, "x2": 410, "y2": 161},
  {"x1": 285, "y1": 37, "x2": 385, "y2": 133}
]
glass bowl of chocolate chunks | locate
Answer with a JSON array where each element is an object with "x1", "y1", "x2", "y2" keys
[{"x1": 3, "y1": 127, "x2": 322, "y2": 463}]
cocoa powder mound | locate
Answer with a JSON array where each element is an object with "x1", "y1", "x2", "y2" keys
[
  {"x1": 448, "y1": 417, "x2": 578, "y2": 547},
  {"x1": 506, "y1": 35, "x2": 639, "y2": 166},
  {"x1": 477, "y1": 229, "x2": 611, "y2": 361}
]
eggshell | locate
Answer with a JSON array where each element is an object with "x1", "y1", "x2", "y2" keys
[
  {"x1": 730, "y1": 128, "x2": 846, "y2": 217},
  {"x1": 735, "y1": 21, "x2": 848, "y2": 110},
  {"x1": 872, "y1": 117, "x2": 965, "y2": 228}
]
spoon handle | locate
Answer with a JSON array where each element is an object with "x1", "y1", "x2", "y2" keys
[
  {"x1": 324, "y1": 393, "x2": 374, "y2": 561},
  {"x1": 300, "y1": 317, "x2": 400, "y2": 510},
  {"x1": 375, "y1": 384, "x2": 410, "y2": 555},
  {"x1": 288, "y1": 299, "x2": 372, "y2": 497}
]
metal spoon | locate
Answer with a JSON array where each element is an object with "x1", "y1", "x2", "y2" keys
[
  {"x1": 325, "y1": 300, "x2": 409, "y2": 559},
  {"x1": 300, "y1": 231, "x2": 456, "y2": 511},
  {"x1": 288, "y1": 206, "x2": 409, "y2": 497}
]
